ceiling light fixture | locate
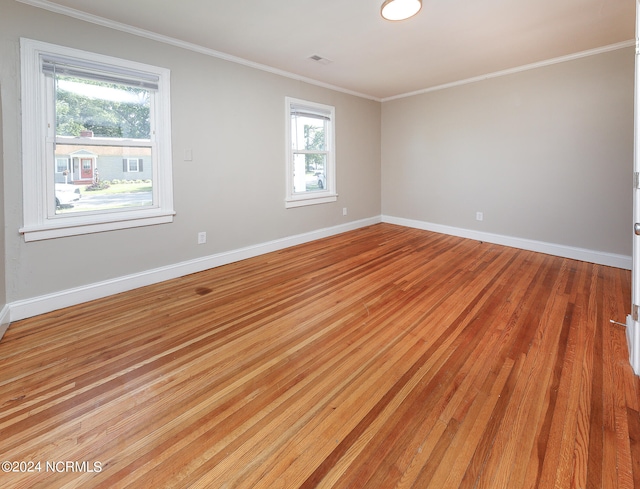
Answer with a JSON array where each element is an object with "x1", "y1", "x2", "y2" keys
[{"x1": 380, "y1": 0, "x2": 422, "y2": 21}]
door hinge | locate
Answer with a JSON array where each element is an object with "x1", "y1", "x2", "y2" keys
[
  {"x1": 633, "y1": 304, "x2": 639, "y2": 322},
  {"x1": 635, "y1": 172, "x2": 640, "y2": 189}
]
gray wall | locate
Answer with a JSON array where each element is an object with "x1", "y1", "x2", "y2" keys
[
  {"x1": 382, "y1": 47, "x2": 634, "y2": 256},
  {"x1": 0, "y1": 0, "x2": 382, "y2": 302}
]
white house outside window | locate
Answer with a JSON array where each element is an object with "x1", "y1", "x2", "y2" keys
[
  {"x1": 285, "y1": 97, "x2": 336, "y2": 208},
  {"x1": 19, "y1": 38, "x2": 174, "y2": 241}
]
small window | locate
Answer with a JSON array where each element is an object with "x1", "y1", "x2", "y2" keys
[
  {"x1": 19, "y1": 38, "x2": 174, "y2": 241},
  {"x1": 285, "y1": 97, "x2": 337, "y2": 208},
  {"x1": 55, "y1": 157, "x2": 69, "y2": 173},
  {"x1": 124, "y1": 158, "x2": 143, "y2": 173}
]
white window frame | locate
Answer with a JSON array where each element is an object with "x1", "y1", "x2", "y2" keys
[
  {"x1": 19, "y1": 38, "x2": 175, "y2": 242},
  {"x1": 285, "y1": 97, "x2": 337, "y2": 208}
]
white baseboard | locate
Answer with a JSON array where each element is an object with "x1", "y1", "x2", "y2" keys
[
  {"x1": 8, "y1": 216, "x2": 382, "y2": 323},
  {"x1": 382, "y1": 215, "x2": 632, "y2": 270},
  {"x1": 0, "y1": 304, "x2": 10, "y2": 340}
]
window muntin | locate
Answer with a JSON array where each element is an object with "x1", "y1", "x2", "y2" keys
[
  {"x1": 285, "y1": 98, "x2": 336, "y2": 208},
  {"x1": 20, "y1": 38, "x2": 174, "y2": 241}
]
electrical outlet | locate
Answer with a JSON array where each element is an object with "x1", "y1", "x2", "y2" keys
[
  {"x1": 343, "y1": 207, "x2": 348, "y2": 216},
  {"x1": 476, "y1": 212, "x2": 484, "y2": 221},
  {"x1": 197, "y1": 231, "x2": 206, "y2": 244}
]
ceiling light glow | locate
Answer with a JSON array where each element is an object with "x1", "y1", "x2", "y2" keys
[{"x1": 381, "y1": 0, "x2": 422, "y2": 21}]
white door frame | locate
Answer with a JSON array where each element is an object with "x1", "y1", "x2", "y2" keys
[{"x1": 629, "y1": 0, "x2": 640, "y2": 375}]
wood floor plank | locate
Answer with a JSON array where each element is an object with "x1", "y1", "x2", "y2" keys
[
  {"x1": 567, "y1": 265, "x2": 599, "y2": 489},
  {"x1": 0, "y1": 223, "x2": 637, "y2": 489}
]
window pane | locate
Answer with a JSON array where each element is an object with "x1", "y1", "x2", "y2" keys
[
  {"x1": 55, "y1": 74, "x2": 151, "y2": 139},
  {"x1": 291, "y1": 115, "x2": 326, "y2": 151},
  {"x1": 54, "y1": 143, "x2": 153, "y2": 214},
  {"x1": 293, "y1": 153, "x2": 327, "y2": 193},
  {"x1": 53, "y1": 73, "x2": 153, "y2": 215}
]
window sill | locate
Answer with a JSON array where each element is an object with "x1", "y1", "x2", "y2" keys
[
  {"x1": 285, "y1": 194, "x2": 338, "y2": 209},
  {"x1": 19, "y1": 210, "x2": 175, "y2": 242}
]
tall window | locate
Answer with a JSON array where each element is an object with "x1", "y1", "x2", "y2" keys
[
  {"x1": 285, "y1": 97, "x2": 336, "y2": 208},
  {"x1": 20, "y1": 38, "x2": 174, "y2": 241}
]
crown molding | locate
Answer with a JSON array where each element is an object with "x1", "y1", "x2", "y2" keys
[{"x1": 381, "y1": 40, "x2": 635, "y2": 102}]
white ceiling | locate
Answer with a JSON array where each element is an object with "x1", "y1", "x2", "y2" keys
[{"x1": 26, "y1": 0, "x2": 636, "y2": 100}]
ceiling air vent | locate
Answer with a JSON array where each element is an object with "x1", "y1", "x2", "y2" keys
[{"x1": 309, "y1": 55, "x2": 332, "y2": 65}]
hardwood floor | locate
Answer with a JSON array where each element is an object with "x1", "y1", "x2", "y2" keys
[{"x1": 0, "y1": 223, "x2": 638, "y2": 488}]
